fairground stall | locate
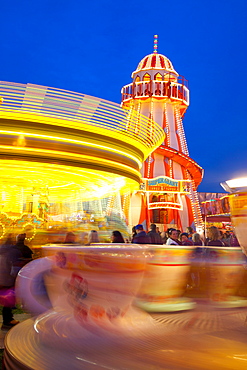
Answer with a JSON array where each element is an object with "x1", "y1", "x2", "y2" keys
[{"x1": 199, "y1": 192, "x2": 231, "y2": 231}]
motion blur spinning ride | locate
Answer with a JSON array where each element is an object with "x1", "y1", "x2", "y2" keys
[
  {"x1": 0, "y1": 82, "x2": 164, "y2": 243},
  {"x1": 122, "y1": 36, "x2": 203, "y2": 231}
]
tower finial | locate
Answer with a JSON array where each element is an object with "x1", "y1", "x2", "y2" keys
[{"x1": 153, "y1": 35, "x2": 158, "y2": 54}]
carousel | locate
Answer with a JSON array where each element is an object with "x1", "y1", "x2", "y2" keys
[{"x1": 0, "y1": 81, "x2": 164, "y2": 247}]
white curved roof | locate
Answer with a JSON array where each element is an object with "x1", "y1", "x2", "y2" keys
[{"x1": 132, "y1": 53, "x2": 178, "y2": 77}]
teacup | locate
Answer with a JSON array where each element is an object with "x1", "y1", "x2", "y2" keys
[
  {"x1": 228, "y1": 192, "x2": 247, "y2": 255},
  {"x1": 204, "y1": 246, "x2": 247, "y2": 307},
  {"x1": 16, "y1": 244, "x2": 153, "y2": 337},
  {"x1": 135, "y1": 246, "x2": 196, "y2": 312}
]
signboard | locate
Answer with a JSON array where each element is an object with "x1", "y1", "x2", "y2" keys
[
  {"x1": 145, "y1": 176, "x2": 190, "y2": 193},
  {"x1": 148, "y1": 202, "x2": 182, "y2": 210}
]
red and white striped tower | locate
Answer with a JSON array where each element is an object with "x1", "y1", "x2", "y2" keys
[{"x1": 121, "y1": 35, "x2": 204, "y2": 232}]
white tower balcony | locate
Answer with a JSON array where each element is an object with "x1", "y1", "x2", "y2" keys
[{"x1": 121, "y1": 77, "x2": 189, "y2": 106}]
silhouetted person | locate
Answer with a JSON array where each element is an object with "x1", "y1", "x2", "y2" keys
[
  {"x1": 186, "y1": 226, "x2": 194, "y2": 240},
  {"x1": 230, "y1": 233, "x2": 240, "y2": 247},
  {"x1": 87, "y1": 230, "x2": 100, "y2": 245},
  {"x1": 132, "y1": 224, "x2": 151, "y2": 244},
  {"x1": 64, "y1": 232, "x2": 76, "y2": 244},
  {"x1": 131, "y1": 226, "x2": 137, "y2": 243},
  {"x1": 192, "y1": 233, "x2": 204, "y2": 246},
  {"x1": 14, "y1": 233, "x2": 33, "y2": 260},
  {"x1": 0, "y1": 233, "x2": 33, "y2": 330},
  {"x1": 147, "y1": 224, "x2": 163, "y2": 244},
  {"x1": 111, "y1": 230, "x2": 125, "y2": 243}
]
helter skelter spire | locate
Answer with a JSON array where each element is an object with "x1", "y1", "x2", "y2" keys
[
  {"x1": 153, "y1": 34, "x2": 158, "y2": 54},
  {"x1": 121, "y1": 38, "x2": 204, "y2": 232}
]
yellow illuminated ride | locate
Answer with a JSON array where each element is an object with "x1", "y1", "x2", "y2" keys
[{"x1": 0, "y1": 81, "x2": 164, "y2": 243}]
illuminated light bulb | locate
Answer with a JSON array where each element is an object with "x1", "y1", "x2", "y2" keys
[{"x1": 153, "y1": 35, "x2": 158, "y2": 54}]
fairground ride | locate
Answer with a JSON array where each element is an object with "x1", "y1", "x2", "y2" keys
[{"x1": 0, "y1": 82, "x2": 164, "y2": 246}]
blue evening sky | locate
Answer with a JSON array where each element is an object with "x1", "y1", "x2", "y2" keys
[{"x1": 1, "y1": 0, "x2": 246, "y2": 192}]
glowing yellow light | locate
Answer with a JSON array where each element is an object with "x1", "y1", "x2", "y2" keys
[
  {"x1": 0, "y1": 160, "x2": 139, "y2": 202},
  {"x1": 0, "y1": 129, "x2": 143, "y2": 168}
]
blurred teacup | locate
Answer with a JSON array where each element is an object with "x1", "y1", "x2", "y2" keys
[
  {"x1": 135, "y1": 245, "x2": 195, "y2": 312},
  {"x1": 16, "y1": 244, "x2": 151, "y2": 336},
  {"x1": 228, "y1": 191, "x2": 247, "y2": 255},
  {"x1": 204, "y1": 246, "x2": 247, "y2": 308}
]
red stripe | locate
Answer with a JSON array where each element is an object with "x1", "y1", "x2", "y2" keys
[
  {"x1": 151, "y1": 55, "x2": 156, "y2": 67},
  {"x1": 148, "y1": 263, "x2": 190, "y2": 266},
  {"x1": 159, "y1": 56, "x2": 165, "y2": 68},
  {"x1": 231, "y1": 214, "x2": 247, "y2": 217}
]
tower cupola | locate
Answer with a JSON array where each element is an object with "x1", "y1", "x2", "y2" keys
[
  {"x1": 121, "y1": 35, "x2": 189, "y2": 111},
  {"x1": 132, "y1": 53, "x2": 179, "y2": 82}
]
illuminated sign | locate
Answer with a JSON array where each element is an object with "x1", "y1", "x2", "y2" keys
[
  {"x1": 145, "y1": 176, "x2": 190, "y2": 193},
  {"x1": 148, "y1": 202, "x2": 182, "y2": 210}
]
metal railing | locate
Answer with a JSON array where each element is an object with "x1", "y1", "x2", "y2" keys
[{"x1": 121, "y1": 80, "x2": 189, "y2": 105}]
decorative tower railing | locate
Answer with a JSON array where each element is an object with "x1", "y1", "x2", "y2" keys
[{"x1": 121, "y1": 77, "x2": 189, "y2": 106}]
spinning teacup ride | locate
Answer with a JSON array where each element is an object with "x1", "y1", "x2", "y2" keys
[
  {"x1": 4, "y1": 240, "x2": 247, "y2": 370},
  {"x1": 4, "y1": 243, "x2": 179, "y2": 369},
  {"x1": 5, "y1": 242, "x2": 247, "y2": 370}
]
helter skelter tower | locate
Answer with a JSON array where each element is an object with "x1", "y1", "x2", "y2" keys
[{"x1": 121, "y1": 36, "x2": 204, "y2": 231}]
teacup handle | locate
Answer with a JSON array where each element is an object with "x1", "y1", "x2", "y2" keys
[{"x1": 15, "y1": 257, "x2": 53, "y2": 316}]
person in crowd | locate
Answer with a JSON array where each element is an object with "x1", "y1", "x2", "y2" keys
[
  {"x1": 88, "y1": 230, "x2": 100, "y2": 244},
  {"x1": 131, "y1": 226, "x2": 137, "y2": 243},
  {"x1": 111, "y1": 230, "x2": 125, "y2": 243},
  {"x1": 205, "y1": 226, "x2": 224, "y2": 246},
  {"x1": 156, "y1": 227, "x2": 161, "y2": 235},
  {"x1": 222, "y1": 230, "x2": 231, "y2": 247},
  {"x1": 186, "y1": 226, "x2": 194, "y2": 240},
  {"x1": 132, "y1": 224, "x2": 151, "y2": 244},
  {"x1": 14, "y1": 233, "x2": 33, "y2": 261},
  {"x1": 166, "y1": 228, "x2": 180, "y2": 245},
  {"x1": 192, "y1": 233, "x2": 204, "y2": 246},
  {"x1": 147, "y1": 224, "x2": 163, "y2": 244},
  {"x1": 219, "y1": 230, "x2": 228, "y2": 246},
  {"x1": 180, "y1": 232, "x2": 194, "y2": 246},
  {"x1": 225, "y1": 230, "x2": 231, "y2": 240},
  {"x1": 160, "y1": 231, "x2": 167, "y2": 244},
  {"x1": 230, "y1": 232, "x2": 240, "y2": 247},
  {"x1": 80, "y1": 232, "x2": 88, "y2": 245},
  {"x1": 0, "y1": 233, "x2": 33, "y2": 330},
  {"x1": 1, "y1": 234, "x2": 14, "y2": 248},
  {"x1": 176, "y1": 230, "x2": 182, "y2": 245},
  {"x1": 64, "y1": 232, "x2": 77, "y2": 244}
]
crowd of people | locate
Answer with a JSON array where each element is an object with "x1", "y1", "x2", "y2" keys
[
  {"x1": 63, "y1": 225, "x2": 240, "y2": 247},
  {"x1": 129, "y1": 224, "x2": 240, "y2": 247}
]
